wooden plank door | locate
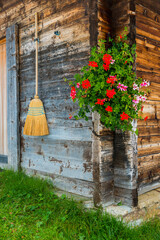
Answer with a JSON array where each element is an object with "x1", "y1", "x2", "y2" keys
[{"x1": 0, "y1": 39, "x2": 8, "y2": 163}]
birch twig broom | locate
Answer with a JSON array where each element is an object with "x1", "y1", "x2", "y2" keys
[{"x1": 23, "y1": 12, "x2": 49, "y2": 136}]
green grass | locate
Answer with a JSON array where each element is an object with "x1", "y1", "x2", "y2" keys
[{"x1": 0, "y1": 170, "x2": 159, "y2": 240}]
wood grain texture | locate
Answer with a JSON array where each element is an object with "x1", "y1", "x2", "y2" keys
[
  {"x1": 136, "y1": 1, "x2": 160, "y2": 189},
  {"x1": 0, "y1": 0, "x2": 94, "y2": 197},
  {"x1": 114, "y1": 121, "x2": 138, "y2": 207},
  {"x1": 98, "y1": 0, "x2": 111, "y2": 40},
  {"x1": 110, "y1": 0, "x2": 138, "y2": 207},
  {"x1": 94, "y1": 0, "x2": 115, "y2": 205},
  {"x1": 6, "y1": 24, "x2": 20, "y2": 171}
]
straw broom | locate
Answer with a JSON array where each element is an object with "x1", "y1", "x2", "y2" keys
[{"x1": 23, "y1": 12, "x2": 49, "y2": 136}]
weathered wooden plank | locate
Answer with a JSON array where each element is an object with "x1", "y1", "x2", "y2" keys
[
  {"x1": 138, "y1": 145, "x2": 160, "y2": 157},
  {"x1": 23, "y1": 167, "x2": 94, "y2": 197},
  {"x1": 136, "y1": 4, "x2": 160, "y2": 23},
  {"x1": 136, "y1": 0, "x2": 160, "y2": 15},
  {"x1": 114, "y1": 186, "x2": 138, "y2": 206},
  {"x1": 138, "y1": 126, "x2": 160, "y2": 137},
  {"x1": 6, "y1": 24, "x2": 20, "y2": 171},
  {"x1": 21, "y1": 139, "x2": 93, "y2": 180},
  {"x1": 0, "y1": 0, "x2": 96, "y2": 199},
  {"x1": 138, "y1": 135, "x2": 160, "y2": 145},
  {"x1": 98, "y1": 0, "x2": 111, "y2": 40},
  {"x1": 114, "y1": 123, "x2": 138, "y2": 206}
]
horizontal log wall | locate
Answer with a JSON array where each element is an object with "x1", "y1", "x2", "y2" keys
[
  {"x1": 98, "y1": 0, "x2": 111, "y2": 40},
  {"x1": 0, "y1": 0, "x2": 95, "y2": 197},
  {"x1": 136, "y1": 0, "x2": 160, "y2": 192}
]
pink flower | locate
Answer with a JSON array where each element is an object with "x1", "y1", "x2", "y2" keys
[
  {"x1": 117, "y1": 83, "x2": 128, "y2": 91},
  {"x1": 140, "y1": 80, "x2": 150, "y2": 87},
  {"x1": 132, "y1": 95, "x2": 147, "y2": 105},
  {"x1": 76, "y1": 83, "x2": 80, "y2": 88},
  {"x1": 132, "y1": 99, "x2": 139, "y2": 104},
  {"x1": 141, "y1": 96, "x2": 147, "y2": 102},
  {"x1": 137, "y1": 95, "x2": 146, "y2": 102},
  {"x1": 133, "y1": 83, "x2": 139, "y2": 90}
]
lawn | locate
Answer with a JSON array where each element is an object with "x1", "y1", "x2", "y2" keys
[{"x1": 0, "y1": 170, "x2": 159, "y2": 240}]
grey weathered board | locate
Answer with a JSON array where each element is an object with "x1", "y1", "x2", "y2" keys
[
  {"x1": 18, "y1": 0, "x2": 94, "y2": 196},
  {"x1": 6, "y1": 24, "x2": 20, "y2": 171}
]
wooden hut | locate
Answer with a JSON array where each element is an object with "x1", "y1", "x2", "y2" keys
[{"x1": 0, "y1": 0, "x2": 159, "y2": 207}]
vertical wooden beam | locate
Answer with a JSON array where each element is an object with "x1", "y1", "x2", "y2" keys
[
  {"x1": 113, "y1": 0, "x2": 138, "y2": 207},
  {"x1": 114, "y1": 121, "x2": 138, "y2": 206},
  {"x1": 6, "y1": 24, "x2": 20, "y2": 171},
  {"x1": 89, "y1": 0, "x2": 101, "y2": 206}
]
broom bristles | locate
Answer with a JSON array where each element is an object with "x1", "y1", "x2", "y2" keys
[{"x1": 23, "y1": 96, "x2": 49, "y2": 136}]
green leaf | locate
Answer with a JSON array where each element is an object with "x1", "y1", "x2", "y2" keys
[{"x1": 135, "y1": 129, "x2": 139, "y2": 136}]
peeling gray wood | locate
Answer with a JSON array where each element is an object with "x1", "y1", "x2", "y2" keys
[
  {"x1": 17, "y1": 0, "x2": 93, "y2": 198},
  {"x1": 24, "y1": 168, "x2": 94, "y2": 198},
  {"x1": 6, "y1": 24, "x2": 20, "y2": 171},
  {"x1": 114, "y1": 120, "x2": 138, "y2": 207}
]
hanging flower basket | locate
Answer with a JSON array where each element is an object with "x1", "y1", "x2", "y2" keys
[{"x1": 66, "y1": 30, "x2": 149, "y2": 134}]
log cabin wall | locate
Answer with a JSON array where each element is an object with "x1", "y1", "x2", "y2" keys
[
  {"x1": 136, "y1": 0, "x2": 160, "y2": 193},
  {"x1": 0, "y1": 0, "x2": 97, "y2": 198},
  {"x1": 1, "y1": 0, "x2": 159, "y2": 206}
]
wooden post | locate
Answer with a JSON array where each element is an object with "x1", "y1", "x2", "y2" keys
[
  {"x1": 6, "y1": 24, "x2": 20, "y2": 171},
  {"x1": 114, "y1": 121, "x2": 138, "y2": 206}
]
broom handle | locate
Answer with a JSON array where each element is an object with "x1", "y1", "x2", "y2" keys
[{"x1": 35, "y1": 12, "x2": 38, "y2": 97}]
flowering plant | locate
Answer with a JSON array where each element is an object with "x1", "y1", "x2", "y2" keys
[{"x1": 67, "y1": 32, "x2": 149, "y2": 134}]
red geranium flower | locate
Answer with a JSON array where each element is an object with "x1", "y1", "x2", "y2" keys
[
  {"x1": 102, "y1": 54, "x2": 113, "y2": 71},
  {"x1": 124, "y1": 61, "x2": 127, "y2": 64},
  {"x1": 144, "y1": 116, "x2": 148, "y2": 121},
  {"x1": 106, "y1": 89, "x2": 116, "y2": 99},
  {"x1": 103, "y1": 54, "x2": 112, "y2": 63},
  {"x1": 82, "y1": 79, "x2": 91, "y2": 89},
  {"x1": 120, "y1": 112, "x2": 130, "y2": 121},
  {"x1": 120, "y1": 35, "x2": 122, "y2": 39},
  {"x1": 88, "y1": 61, "x2": 98, "y2": 67},
  {"x1": 105, "y1": 106, "x2": 112, "y2": 112},
  {"x1": 103, "y1": 63, "x2": 110, "y2": 71},
  {"x1": 70, "y1": 86, "x2": 76, "y2": 99},
  {"x1": 107, "y1": 75, "x2": 117, "y2": 85},
  {"x1": 95, "y1": 99, "x2": 105, "y2": 105}
]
